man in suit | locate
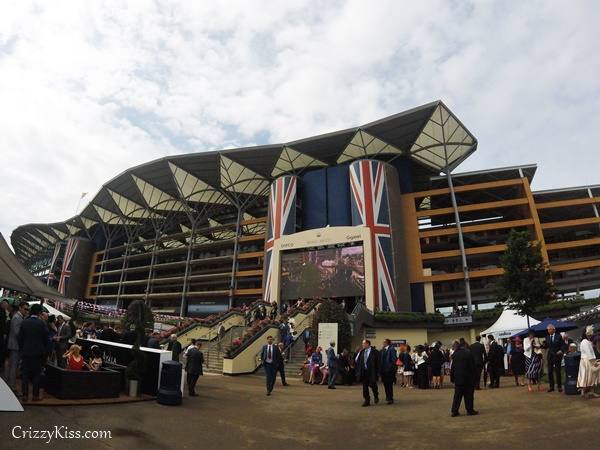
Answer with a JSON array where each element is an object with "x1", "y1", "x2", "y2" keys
[
  {"x1": 544, "y1": 324, "x2": 564, "y2": 392},
  {"x1": 326, "y1": 341, "x2": 337, "y2": 389},
  {"x1": 185, "y1": 341, "x2": 204, "y2": 396},
  {"x1": 7, "y1": 301, "x2": 28, "y2": 390},
  {"x1": 470, "y1": 335, "x2": 487, "y2": 390},
  {"x1": 18, "y1": 304, "x2": 48, "y2": 402},
  {"x1": 379, "y1": 339, "x2": 397, "y2": 404},
  {"x1": 167, "y1": 334, "x2": 183, "y2": 361},
  {"x1": 260, "y1": 335, "x2": 281, "y2": 396},
  {"x1": 276, "y1": 342, "x2": 289, "y2": 386},
  {"x1": 487, "y1": 334, "x2": 503, "y2": 388},
  {"x1": 55, "y1": 315, "x2": 72, "y2": 368},
  {"x1": 450, "y1": 339, "x2": 478, "y2": 417},
  {"x1": 355, "y1": 339, "x2": 379, "y2": 406}
]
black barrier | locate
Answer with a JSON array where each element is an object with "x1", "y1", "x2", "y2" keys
[
  {"x1": 77, "y1": 338, "x2": 171, "y2": 396},
  {"x1": 564, "y1": 351, "x2": 581, "y2": 395},
  {"x1": 157, "y1": 361, "x2": 182, "y2": 405}
]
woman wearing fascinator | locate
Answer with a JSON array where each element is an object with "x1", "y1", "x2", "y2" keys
[{"x1": 577, "y1": 325, "x2": 600, "y2": 399}]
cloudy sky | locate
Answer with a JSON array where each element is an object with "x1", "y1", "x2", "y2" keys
[{"x1": 1, "y1": 0, "x2": 599, "y2": 242}]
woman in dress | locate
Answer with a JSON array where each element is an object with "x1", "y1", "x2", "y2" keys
[
  {"x1": 526, "y1": 342, "x2": 544, "y2": 392},
  {"x1": 510, "y1": 336, "x2": 526, "y2": 386},
  {"x1": 413, "y1": 345, "x2": 429, "y2": 389},
  {"x1": 87, "y1": 345, "x2": 103, "y2": 371},
  {"x1": 577, "y1": 326, "x2": 600, "y2": 399},
  {"x1": 308, "y1": 347, "x2": 323, "y2": 384},
  {"x1": 429, "y1": 342, "x2": 444, "y2": 389},
  {"x1": 523, "y1": 329, "x2": 537, "y2": 374},
  {"x1": 63, "y1": 344, "x2": 85, "y2": 371},
  {"x1": 401, "y1": 345, "x2": 414, "y2": 388}
]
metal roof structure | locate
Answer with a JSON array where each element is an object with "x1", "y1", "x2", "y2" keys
[{"x1": 11, "y1": 100, "x2": 477, "y2": 266}]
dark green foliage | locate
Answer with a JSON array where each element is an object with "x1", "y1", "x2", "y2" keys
[
  {"x1": 309, "y1": 300, "x2": 352, "y2": 351},
  {"x1": 496, "y1": 230, "x2": 554, "y2": 326},
  {"x1": 374, "y1": 311, "x2": 445, "y2": 324},
  {"x1": 122, "y1": 300, "x2": 153, "y2": 381}
]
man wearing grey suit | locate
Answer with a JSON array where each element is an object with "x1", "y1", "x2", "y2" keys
[
  {"x1": 185, "y1": 341, "x2": 204, "y2": 397},
  {"x1": 55, "y1": 316, "x2": 72, "y2": 368},
  {"x1": 6, "y1": 302, "x2": 28, "y2": 391}
]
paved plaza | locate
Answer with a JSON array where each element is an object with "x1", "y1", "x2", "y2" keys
[{"x1": 2, "y1": 373, "x2": 599, "y2": 450}]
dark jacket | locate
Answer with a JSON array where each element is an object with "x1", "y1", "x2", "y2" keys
[
  {"x1": 260, "y1": 343, "x2": 282, "y2": 366},
  {"x1": 185, "y1": 347, "x2": 204, "y2": 375},
  {"x1": 487, "y1": 341, "x2": 504, "y2": 371},
  {"x1": 429, "y1": 347, "x2": 444, "y2": 369},
  {"x1": 356, "y1": 347, "x2": 379, "y2": 383},
  {"x1": 544, "y1": 333, "x2": 564, "y2": 361},
  {"x1": 450, "y1": 347, "x2": 476, "y2": 386},
  {"x1": 470, "y1": 341, "x2": 487, "y2": 367},
  {"x1": 99, "y1": 327, "x2": 121, "y2": 343},
  {"x1": 379, "y1": 346, "x2": 397, "y2": 375},
  {"x1": 326, "y1": 347, "x2": 337, "y2": 368},
  {"x1": 168, "y1": 340, "x2": 182, "y2": 361},
  {"x1": 18, "y1": 316, "x2": 49, "y2": 357}
]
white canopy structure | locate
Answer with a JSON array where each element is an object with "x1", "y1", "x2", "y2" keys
[
  {"x1": 480, "y1": 309, "x2": 540, "y2": 339},
  {"x1": 28, "y1": 300, "x2": 71, "y2": 320}
]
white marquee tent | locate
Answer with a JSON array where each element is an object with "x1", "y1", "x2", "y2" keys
[{"x1": 480, "y1": 309, "x2": 540, "y2": 339}]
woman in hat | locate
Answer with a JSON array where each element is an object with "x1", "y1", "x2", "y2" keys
[
  {"x1": 577, "y1": 325, "x2": 600, "y2": 399},
  {"x1": 510, "y1": 336, "x2": 526, "y2": 386},
  {"x1": 526, "y1": 340, "x2": 544, "y2": 392}
]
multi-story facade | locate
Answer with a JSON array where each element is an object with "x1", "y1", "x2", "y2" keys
[{"x1": 11, "y1": 101, "x2": 600, "y2": 315}]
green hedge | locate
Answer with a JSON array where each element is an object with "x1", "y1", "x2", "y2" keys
[{"x1": 374, "y1": 312, "x2": 445, "y2": 324}]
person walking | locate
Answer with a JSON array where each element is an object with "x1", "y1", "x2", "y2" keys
[
  {"x1": 450, "y1": 339, "x2": 478, "y2": 417},
  {"x1": 577, "y1": 326, "x2": 600, "y2": 399},
  {"x1": 7, "y1": 301, "x2": 28, "y2": 391},
  {"x1": 543, "y1": 324, "x2": 564, "y2": 393},
  {"x1": 276, "y1": 342, "x2": 289, "y2": 386},
  {"x1": 326, "y1": 341, "x2": 337, "y2": 389},
  {"x1": 487, "y1": 335, "x2": 503, "y2": 388},
  {"x1": 470, "y1": 335, "x2": 487, "y2": 390},
  {"x1": 355, "y1": 339, "x2": 379, "y2": 406},
  {"x1": 18, "y1": 304, "x2": 48, "y2": 402},
  {"x1": 185, "y1": 341, "x2": 204, "y2": 397},
  {"x1": 510, "y1": 337, "x2": 526, "y2": 386},
  {"x1": 379, "y1": 339, "x2": 397, "y2": 403},
  {"x1": 260, "y1": 335, "x2": 281, "y2": 396},
  {"x1": 167, "y1": 334, "x2": 182, "y2": 362},
  {"x1": 429, "y1": 342, "x2": 444, "y2": 389}
]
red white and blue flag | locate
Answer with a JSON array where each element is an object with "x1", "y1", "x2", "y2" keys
[
  {"x1": 47, "y1": 242, "x2": 65, "y2": 287},
  {"x1": 58, "y1": 238, "x2": 79, "y2": 295},
  {"x1": 263, "y1": 175, "x2": 297, "y2": 302},
  {"x1": 349, "y1": 160, "x2": 397, "y2": 312}
]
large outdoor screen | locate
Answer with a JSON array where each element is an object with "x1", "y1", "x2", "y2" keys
[{"x1": 280, "y1": 244, "x2": 365, "y2": 300}]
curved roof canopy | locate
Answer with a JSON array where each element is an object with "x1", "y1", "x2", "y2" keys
[{"x1": 11, "y1": 100, "x2": 477, "y2": 265}]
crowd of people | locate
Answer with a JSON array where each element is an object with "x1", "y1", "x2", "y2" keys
[{"x1": 259, "y1": 323, "x2": 600, "y2": 415}]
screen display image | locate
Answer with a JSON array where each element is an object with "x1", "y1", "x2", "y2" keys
[{"x1": 280, "y1": 245, "x2": 365, "y2": 300}]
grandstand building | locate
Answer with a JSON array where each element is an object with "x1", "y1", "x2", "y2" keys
[{"x1": 11, "y1": 101, "x2": 600, "y2": 316}]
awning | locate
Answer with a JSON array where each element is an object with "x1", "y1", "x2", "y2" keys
[{"x1": 0, "y1": 233, "x2": 70, "y2": 301}]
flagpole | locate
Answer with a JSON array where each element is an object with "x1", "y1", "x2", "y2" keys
[{"x1": 75, "y1": 192, "x2": 87, "y2": 215}]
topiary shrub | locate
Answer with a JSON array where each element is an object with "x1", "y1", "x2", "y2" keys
[{"x1": 309, "y1": 299, "x2": 351, "y2": 351}]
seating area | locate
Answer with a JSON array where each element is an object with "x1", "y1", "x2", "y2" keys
[{"x1": 43, "y1": 363, "x2": 121, "y2": 400}]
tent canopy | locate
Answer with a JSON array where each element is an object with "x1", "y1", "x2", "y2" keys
[
  {"x1": 512, "y1": 317, "x2": 577, "y2": 338},
  {"x1": 480, "y1": 309, "x2": 540, "y2": 340},
  {"x1": 0, "y1": 232, "x2": 70, "y2": 301},
  {"x1": 28, "y1": 300, "x2": 71, "y2": 320}
]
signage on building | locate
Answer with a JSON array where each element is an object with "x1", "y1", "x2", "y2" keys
[
  {"x1": 318, "y1": 323, "x2": 339, "y2": 355},
  {"x1": 444, "y1": 316, "x2": 473, "y2": 325}
]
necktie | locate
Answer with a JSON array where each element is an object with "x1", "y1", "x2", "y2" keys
[{"x1": 268, "y1": 345, "x2": 272, "y2": 360}]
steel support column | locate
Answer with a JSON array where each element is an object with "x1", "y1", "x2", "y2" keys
[
  {"x1": 115, "y1": 241, "x2": 131, "y2": 310},
  {"x1": 144, "y1": 232, "x2": 160, "y2": 307},
  {"x1": 179, "y1": 221, "x2": 197, "y2": 317},
  {"x1": 228, "y1": 207, "x2": 243, "y2": 309}
]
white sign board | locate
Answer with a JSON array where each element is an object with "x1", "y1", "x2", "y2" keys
[{"x1": 318, "y1": 323, "x2": 339, "y2": 356}]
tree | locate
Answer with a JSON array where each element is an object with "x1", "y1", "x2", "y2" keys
[
  {"x1": 496, "y1": 230, "x2": 554, "y2": 327},
  {"x1": 309, "y1": 299, "x2": 352, "y2": 352},
  {"x1": 122, "y1": 300, "x2": 154, "y2": 382}
]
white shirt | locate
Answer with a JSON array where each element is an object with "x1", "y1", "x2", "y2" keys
[
  {"x1": 265, "y1": 344, "x2": 274, "y2": 363},
  {"x1": 580, "y1": 338, "x2": 596, "y2": 360}
]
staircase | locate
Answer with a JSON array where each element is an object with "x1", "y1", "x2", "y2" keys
[
  {"x1": 284, "y1": 339, "x2": 308, "y2": 377},
  {"x1": 202, "y1": 325, "x2": 245, "y2": 373}
]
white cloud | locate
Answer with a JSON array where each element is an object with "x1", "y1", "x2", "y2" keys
[{"x1": 1, "y1": 0, "x2": 600, "y2": 245}]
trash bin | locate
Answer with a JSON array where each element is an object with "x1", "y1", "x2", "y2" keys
[
  {"x1": 563, "y1": 351, "x2": 580, "y2": 395},
  {"x1": 157, "y1": 360, "x2": 182, "y2": 405}
]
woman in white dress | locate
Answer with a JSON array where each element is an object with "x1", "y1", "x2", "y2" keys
[{"x1": 577, "y1": 325, "x2": 600, "y2": 399}]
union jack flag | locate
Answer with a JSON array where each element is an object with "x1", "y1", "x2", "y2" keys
[
  {"x1": 58, "y1": 238, "x2": 79, "y2": 295},
  {"x1": 263, "y1": 175, "x2": 297, "y2": 302},
  {"x1": 47, "y1": 242, "x2": 65, "y2": 286},
  {"x1": 349, "y1": 160, "x2": 397, "y2": 312}
]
